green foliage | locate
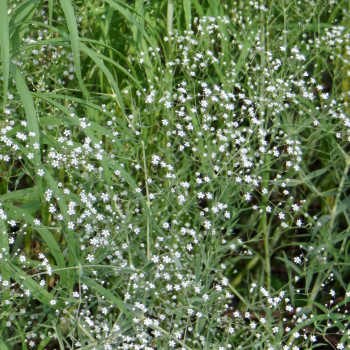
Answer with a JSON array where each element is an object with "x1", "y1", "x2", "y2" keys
[{"x1": 0, "y1": 0, "x2": 349, "y2": 349}]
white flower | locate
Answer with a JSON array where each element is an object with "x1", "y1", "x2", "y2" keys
[
  {"x1": 244, "y1": 193, "x2": 251, "y2": 201},
  {"x1": 86, "y1": 254, "x2": 95, "y2": 262}
]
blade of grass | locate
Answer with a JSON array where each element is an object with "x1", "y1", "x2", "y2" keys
[
  {"x1": 79, "y1": 42, "x2": 126, "y2": 117},
  {"x1": 0, "y1": 216, "x2": 10, "y2": 337},
  {"x1": 0, "y1": 0, "x2": 9, "y2": 108},
  {"x1": 80, "y1": 276, "x2": 130, "y2": 317},
  {"x1": 59, "y1": 0, "x2": 89, "y2": 100},
  {"x1": 104, "y1": 0, "x2": 161, "y2": 62},
  {"x1": 15, "y1": 321, "x2": 29, "y2": 350},
  {"x1": 81, "y1": 39, "x2": 143, "y2": 91},
  {"x1": 3, "y1": 202, "x2": 68, "y2": 285},
  {"x1": 48, "y1": 0, "x2": 53, "y2": 27},
  {"x1": 9, "y1": 62, "x2": 41, "y2": 166},
  {"x1": 43, "y1": 167, "x2": 80, "y2": 264},
  {"x1": 103, "y1": 0, "x2": 165, "y2": 84},
  {"x1": 8, "y1": 0, "x2": 37, "y2": 53},
  {"x1": 33, "y1": 92, "x2": 131, "y2": 149},
  {"x1": 134, "y1": 0, "x2": 144, "y2": 51},
  {"x1": 183, "y1": 0, "x2": 191, "y2": 29},
  {"x1": 6, "y1": 262, "x2": 64, "y2": 308},
  {"x1": 0, "y1": 339, "x2": 9, "y2": 350},
  {"x1": 192, "y1": 0, "x2": 204, "y2": 16},
  {"x1": 167, "y1": 0, "x2": 174, "y2": 36},
  {"x1": 0, "y1": 187, "x2": 38, "y2": 202},
  {"x1": 207, "y1": 0, "x2": 219, "y2": 15},
  {"x1": 8, "y1": 0, "x2": 37, "y2": 31},
  {"x1": 234, "y1": 25, "x2": 257, "y2": 78}
]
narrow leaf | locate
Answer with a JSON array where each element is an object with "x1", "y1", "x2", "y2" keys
[
  {"x1": 59, "y1": 0, "x2": 89, "y2": 99},
  {"x1": 0, "y1": 0, "x2": 9, "y2": 107},
  {"x1": 9, "y1": 62, "x2": 41, "y2": 164},
  {"x1": 183, "y1": 0, "x2": 191, "y2": 29},
  {"x1": 81, "y1": 276, "x2": 130, "y2": 316}
]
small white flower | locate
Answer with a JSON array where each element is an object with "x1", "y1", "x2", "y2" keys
[{"x1": 86, "y1": 254, "x2": 95, "y2": 262}]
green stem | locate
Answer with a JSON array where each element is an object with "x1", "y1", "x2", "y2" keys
[
  {"x1": 329, "y1": 157, "x2": 350, "y2": 230},
  {"x1": 142, "y1": 140, "x2": 151, "y2": 260},
  {"x1": 151, "y1": 324, "x2": 192, "y2": 350},
  {"x1": 307, "y1": 269, "x2": 327, "y2": 309},
  {"x1": 167, "y1": 0, "x2": 174, "y2": 36},
  {"x1": 261, "y1": 154, "x2": 271, "y2": 292}
]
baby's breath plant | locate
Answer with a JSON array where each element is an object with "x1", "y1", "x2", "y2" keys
[{"x1": 0, "y1": 0, "x2": 349, "y2": 349}]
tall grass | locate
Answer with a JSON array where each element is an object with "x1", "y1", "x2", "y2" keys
[{"x1": 0, "y1": 0, "x2": 349, "y2": 349}]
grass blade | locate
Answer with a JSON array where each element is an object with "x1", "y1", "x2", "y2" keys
[
  {"x1": 8, "y1": 0, "x2": 37, "y2": 53},
  {"x1": 9, "y1": 62, "x2": 41, "y2": 166},
  {"x1": 3, "y1": 202, "x2": 67, "y2": 285},
  {"x1": 48, "y1": 0, "x2": 53, "y2": 27},
  {"x1": 7, "y1": 262, "x2": 63, "y2": 308},
  {"x1": 80, "y1": 276, "x2": 130, "y2": 317},
  {"x1": 0, "y1": 187, "x2": 38, "y2": 202},
  {"x1": 79, "y1": 42, "x2": 126, "y2": 116},
  {"x1": 183, "y1": 0, "x2": 192, "y2": 29},
  {"x1": 33, "y1": 92, "x2": 132, "y2": 148},
  {"x1": 0, "y1": 339, "x2": 9, "y2": 350},
  {"x1": 234, "y1": 25, "x2": 257, "y2": 78},
  {"x1": 0, "y1": 216, "x2": 10, "y2": 337},
  {"x1": 0, "y1": 0, "x2": 9, "y2": 108},
  {"x1": 59, "y1": 0, "x2": 89, "y2": 99}
]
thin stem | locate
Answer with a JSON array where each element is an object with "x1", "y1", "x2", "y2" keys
[
  {"x1": 142, "y1": 140, "x2": 151, "y2": 260},
  {"x1": 151, "y1": 324, "x2": 192, "y2": 350},
  {"x1": 19, "y1": 264, "x2": 137, "y2": 280},
  {"x1": 329, "y1": 157, "x2": 350, "y2": 230},
  {"x1": 223, "y1": 274, "x2": 253, "y2": 309},
  {"x1": 167, "y1": 0, "x2": 174, "y2": 37}
]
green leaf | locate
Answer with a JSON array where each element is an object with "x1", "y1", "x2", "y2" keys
[
  {"x1": 183, "y1": 0, "x2": 191, "y2": 29},
  {"x1": 34, "y1": 92, "x2": 133, "y2": 147},
  {"x1": 43, "y1": 168, "x2": 79, "y2": 263},
  {"x1": 59, "y1": 0, "x2": 89, "y2": 99},
  {"x1": 8, "y1": 0, "x2": 37, "y2": 53},
  {"x1": 0, "y1": 216, "x2": 10, "y2": 337},
  {"x1": 303, "y1": 167, "x2": 329, "y2": 181},
  {"x1": 0, "y1": 0, "x2": 9, "y2": 107},
  {"x1": 235, "y1": 25, "x2": 257, "y2": 77},
  {"x1": 80, "y1": 37, "x2": 143, "y2": 91},
  {"x1": 80, "y1": 276, "x2": 130, "y2": 317},
  {"x1": 79, "y1": 42, "x2": 126, "y2": 117},
  {"x1": 6, "y1": 262, "x2": 63, "y2": 308},
  {"x1": 0, "y1": 338, "x2": 9, "y2": 350},
  {"x1": 192, "y1": 0, "x2": 204, "y2": 16},
  {"x1": 9, "y1": 62, "x2": 41, "y2": 165},
  {"x1": 106, "y1": 158, "x2": 150, "y2": 217},
  {"x1": 3, "y1": 203, "x2": 67, "y2": 285},
  {"x1": 0, "y1": 187, "x2": 38, "y2": 202},
  {"x1": 48, "y1": 0, "x2": 53, "y2": 27},
  {"x1": 9, "y1": 0, "x2": 37, "y2": 30},
  {"x1": 103, "y1": 0, "x2": 162, "y2": 64},
  {"x1": 276, "y1": 254, "x2": 302, "y2": 275}
]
